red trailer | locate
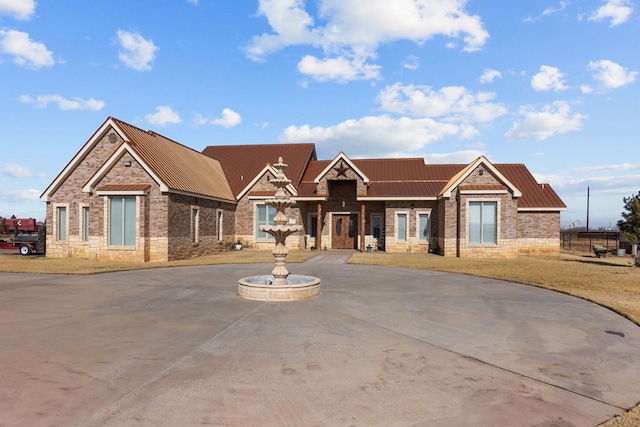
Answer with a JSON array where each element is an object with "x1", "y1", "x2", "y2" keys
[{"x1": 6, "y1": 218, "x2": 39, "y2": 233}]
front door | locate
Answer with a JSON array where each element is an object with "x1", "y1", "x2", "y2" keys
[{"x1": 332, "y1": 214, "x2": 357, "y2": 249}]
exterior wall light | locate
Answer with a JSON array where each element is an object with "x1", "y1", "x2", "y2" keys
[{"x1": 123, "y1": 160, "x2": 132, "y2": 167}]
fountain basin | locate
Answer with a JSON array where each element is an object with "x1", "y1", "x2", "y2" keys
[{"x1": 238, "y1": 275, "x2": 321, "y2": 301}]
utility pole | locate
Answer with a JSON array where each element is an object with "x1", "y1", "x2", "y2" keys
[{"x1": 586, "y1": 186, "x2": 590, "y2": 232}]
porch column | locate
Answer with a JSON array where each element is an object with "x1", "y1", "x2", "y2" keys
[
  {"x1": 360, "y1": 203, "x2": 366, "y2": 252},
  {"x1": 316, "y1": 202, "x2": 322, "y2": 251}
]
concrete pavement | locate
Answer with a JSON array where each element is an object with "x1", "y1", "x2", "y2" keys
[{"x1": 1, "y1": 253, "x2": 639, "y2": 426}]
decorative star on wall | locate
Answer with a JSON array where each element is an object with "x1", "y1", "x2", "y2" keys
[{"x1": 334, "y1": 161, "x2": 348, "y2": 177}]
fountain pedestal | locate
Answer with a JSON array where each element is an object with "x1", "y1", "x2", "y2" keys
[{"x1": 238, "y1": 157, "x2": 321, "y2": 301}]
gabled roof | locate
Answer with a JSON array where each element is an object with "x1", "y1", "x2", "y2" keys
[
  {"x1": 42, "y1": 117, "x2": 235, "y2": 203},
  {"x1": 439, "y1": 156, "x2": 523, "y2": 199},
  {"x1": 202, "y1": 143, "x2": 316, "y2": 197},
  {"x1": 313, "y1": 152, "x2": 369, "y2": 184}
]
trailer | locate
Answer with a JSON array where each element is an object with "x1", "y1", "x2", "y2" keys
[{"x1": 5, "y1": 218, "x2": 47, "y2": 256}]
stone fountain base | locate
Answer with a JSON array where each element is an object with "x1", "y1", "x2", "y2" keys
[{"x1": 238, "y1": 275, "x2": 321, "y2": 301}]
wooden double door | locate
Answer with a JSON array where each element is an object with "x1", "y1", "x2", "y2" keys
[{"x1": 332, "y1": 214, "x2": 358, "y2": 249}]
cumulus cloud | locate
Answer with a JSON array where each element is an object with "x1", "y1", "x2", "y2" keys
[
  {"x1": 145, "y1": 106, "x2": 181, "y2": 125},
  {"x1": 531, "y1": 65, "x2": 568, "y2": 91},
  {"x1": 280, "y1": 115, "x2": 463, "y2": 158},
  {"x1": 0, "y1": 0, "x2": 36, "y2": 20},
  {"x1": 588, "y1": 59, "x2": 638, "y2": 89},
  {"x1": 505, "y1": 101, "x2": 586, "y2": 140},
  {"x1": 377, "y1": 83, "x2": 507, "y2": 124},
  {"x1": 116, "y1": 29, "x2": 158, "y2": 71},
  {"x1": 2, "y1": 163, "x2": 33, "y2": 178},
  {"x1": 297, "y1": 54, "x2": 381, "y2": 82},
  {"x1": 479, "y1": 68, "x2": 501, "y2": 84},
  {"x1": 0, "y1": 29, "x2": 54, "y2": 69},
  {"x1": 245, "y1": 0, "x2": 489, "y2": 82},
  {"x1": 193, "y1": 108, "x2": 242, "y2": 128},
  {"x1": 19, "y1": 94, "x2": 105, "y2": 111},
  {"x1": 588, "y1": 0, "x2": 634, "y2": 26}
]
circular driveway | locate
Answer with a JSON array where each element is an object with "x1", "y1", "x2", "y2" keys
[{"x1": 1, "y1": 254, "x2": 639, "y2": 426}]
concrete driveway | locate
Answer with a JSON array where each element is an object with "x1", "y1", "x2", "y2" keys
[{"x1": 1, "y1": 253, "x2": 639, "y2": 426}]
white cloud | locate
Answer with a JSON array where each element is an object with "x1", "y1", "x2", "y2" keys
[
  {"x1": 145, "y1": 106, "x2": 181, "y2": 125},
  {"x1": 571, "y1": 163, "x2": 640, "y2": 173},
  {"x1": 377, "y1": 83, "x2": 507, "y2": 124},
  {"x1": 424, "y1": 150, "x2": 485, "y2": 164},
  {"x1": 531, "y1": 65, "x2": 568, "y2": 91},
  {"x1": 297, "y1": 54, "x2": 381, "y2": 82},
  {"x1": 588, "y1": 0, "x2": 634, "y2": 26},
  {"x1": 543, "y1": 1, "x2": 568, "y2": 16},
  {"x1": 193, "y1": 108, "x2": 242, "y2": 128},
  {"x1": 0, "y1": 0, "x2": 35, "y2": 20},
  {"x1": 246, "y1": 0, "x2": 489, "y2": 82},
  {"x1": 479, "y1": 68, "x2": 501, "y2": 84},
  {"x1": 0, "y1": 29, "x2": 54, "y2": 69},
  {"x1": 19, "y1": 94, "x2": 105, "y2": 111},
  {"x1": 580, "y1": 85, "x2": 594, "y2": 94},
  {"x1": 116, "y1": 29, "x2": 158, "y2": 71},
  {"x1": 0, "y1": 188, "x2": 41, "y2": 202},
  {"x1": 402, "y1": 55, "x2": 420, "y2": 70},
  {"x1": 280, "y1": 115, "x2": 463, "y2": 158},
  {"x1": 2, "y1": 163, "x2": 33, "y2": 177},
  {"x1": 588, "y1": 59, "x2": 638, "y2": 89},
  {"x1": 213, "y1": 108, "x2": 242, "y2": 127},
  {"x1": 505, "y1": 101, "x2": 586, "y2": 140}
]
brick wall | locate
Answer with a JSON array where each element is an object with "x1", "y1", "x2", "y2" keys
[{"x1": 517, "y1": 211, "x2": 561, "y2": 255}]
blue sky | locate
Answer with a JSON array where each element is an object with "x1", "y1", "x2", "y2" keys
[{"x1": 1, "y1": 0, "x2": 638, "y2": 228}]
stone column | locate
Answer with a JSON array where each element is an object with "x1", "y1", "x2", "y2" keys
[{"x1": 360, "y1": 203, "x2": 366, "y2": 251}]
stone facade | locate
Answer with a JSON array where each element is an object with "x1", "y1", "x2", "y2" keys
[{"x1": 44, "y1": 128, "x2": 236, "y2": 262}]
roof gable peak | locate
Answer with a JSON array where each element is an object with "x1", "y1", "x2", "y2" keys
[{"x1": 314, "y1": 152, "x2": 370, "y2": 184}]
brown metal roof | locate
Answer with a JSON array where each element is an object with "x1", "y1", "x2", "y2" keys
[
  {"x1": 202, "y1": 144, "x2": 317, "y2": 197},
  {"x1": 459, "y1": 184, "x2": 508, "y2": 192},
  {"x1": 112, "y1": 118, "x2": 235, "y2": 202},
  {"x1": 494, "y1": 164, "x2": 566, "y2": 209},
  {"x1": 96, "y1": 184, "x2": 151, "y2": 192}
]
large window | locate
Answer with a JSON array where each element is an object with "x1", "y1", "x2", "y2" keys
[
  {"x1": 56, "y1": 206, "x2": 67, "y2": 241},
  {"x1": 396, "y1": 213, "x2": 407, "y2": 242},
  {"x1": 418, "y1": 213, "x2": 429, "y2": 242},
  {"x1": 469, "y1": 201, "x2": 497, "y2": 245},
  {"x1": 109, "y1": 196, "x2": 136, "y2": 246},
  {"x1": 256, "y1": 204, "x2": 276, "y2": 240}
]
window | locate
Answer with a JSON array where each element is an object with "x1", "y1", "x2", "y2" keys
[
  {"x1": 217, "y1": 211, "x2": 224, "y2": 241},
  {"x1": 309, "y1": 215, "x2": 317, "y2": 238},
  {"x1": 109, "y1": 196, "x2": 136, "y2": 246},
  {"x1": 56, "y1": 206, "x2": 67, "y2": 241},
  {"x1": 82, "y1": 207, "x2": 89, "y2": 242},
  {"x1": 191, "y1": 207, "x2": 199, "y2": 243},
  {"x1": 396, "y1": 213, "x2": 407, "y2": 242},
  {"x1": 418, "y1": 213, "x2": 429, "y2": 242},
  {"x1": 469, "y1": 201, "x2": 497, "y2": 245},
  {"x1": 256, "y1": 204, "x2": 276, "y2": 240},
  {"x1": 372, "y1": 214, "x2": 382, "y2": 240}
]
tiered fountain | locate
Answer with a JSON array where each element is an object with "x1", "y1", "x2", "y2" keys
[{"x1": 238, "y1": 157, "x2": 321, "y2": 301}]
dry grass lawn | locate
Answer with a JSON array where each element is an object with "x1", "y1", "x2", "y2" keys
[{"x1": 1, "y1": 249, "x2": 638, "y2": 426}]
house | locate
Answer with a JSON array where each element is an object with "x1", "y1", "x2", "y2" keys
[
  {"x1": 41, "y1": 117, "x2": 566, "y2": 262},
  {"x1": 40, "y1": 117, "x2": 237, "y2": 262}
]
